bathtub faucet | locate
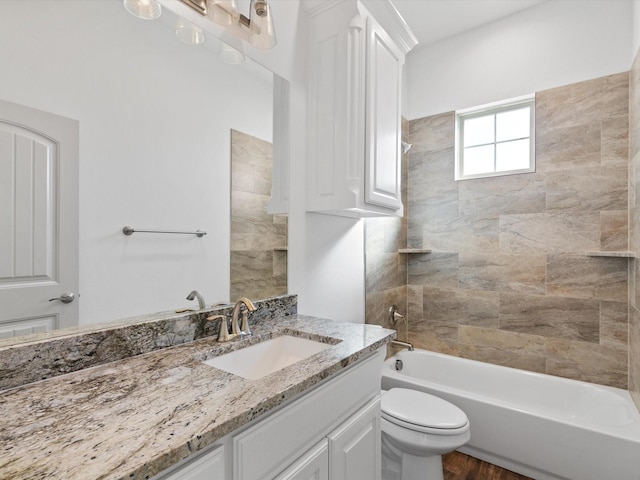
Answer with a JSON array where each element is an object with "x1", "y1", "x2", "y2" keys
[{"x1": 391, "y1": 340, "x2": 414, "y2": 351}]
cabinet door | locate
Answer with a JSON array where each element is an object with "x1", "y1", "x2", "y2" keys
[
  {"x1": 274, "y1": 440, "x2": 329, "y2": 480},
  {"x1": 365, "y1": 14, "x2": 403, "y2": 213},
  {"x1": 328, "y1": 397, "x2": 381, "y2": 480},
  {"x1": 157, "y1": 445, "x2": 225, "y2": 480}
]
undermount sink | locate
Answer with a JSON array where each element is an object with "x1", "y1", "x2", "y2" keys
[{"x1": 203, "y1": 335, "x2": 335, "y2": 380}]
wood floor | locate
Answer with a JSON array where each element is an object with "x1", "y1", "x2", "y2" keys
[{"x1": 443, "y1": 452, "x2": 533, "y2": 480}]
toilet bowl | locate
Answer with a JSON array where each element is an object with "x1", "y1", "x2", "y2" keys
[{"x1": 381, "y1": 388, "x2": 470, "y2": 480}]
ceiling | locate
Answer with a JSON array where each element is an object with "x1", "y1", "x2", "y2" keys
[{"x1": 391, "y1": 0, "x2": 547, "y2": 48}]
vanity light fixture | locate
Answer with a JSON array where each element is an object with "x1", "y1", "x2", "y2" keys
[
  {"x1": 123, "y1": 0, "x2": 162, "y2": 20},
  {"x1": 180, "y1": 0, "x2": 276, "y2": 50},
  {"x1": 246, "y1": 0, "x2": 276, "y2": 49}
]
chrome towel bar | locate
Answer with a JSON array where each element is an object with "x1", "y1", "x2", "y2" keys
[{"x1": 122, "y1": 226, "x2": 207, "y2": 237}]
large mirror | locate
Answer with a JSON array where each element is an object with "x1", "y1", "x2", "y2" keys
[{"x1": 0, "y1": 0, "x2": 283, "y2": 343}]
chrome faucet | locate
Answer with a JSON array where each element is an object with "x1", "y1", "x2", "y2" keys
[
  {"x1": 186, "y1": 290, "x2": 206, "y2": 310},
  {"x1": 231, "y1": 297, "x2": 256, "y2": 336}
]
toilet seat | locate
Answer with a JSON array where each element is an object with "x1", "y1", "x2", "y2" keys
[{"x1": 381, "y1": 388, "x2": 469, "y2": 435}]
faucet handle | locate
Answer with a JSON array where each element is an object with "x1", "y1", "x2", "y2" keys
[
  {"x1": 240, "y1": 310, "x2": 251, "y2": 336},
  {"x1": 208, "y1": 315, "x2": 232, "y2": 342}
]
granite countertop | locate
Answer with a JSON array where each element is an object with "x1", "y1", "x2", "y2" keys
[{"x1": 0, "y1": 314, "x2": 394, "y2": 480}]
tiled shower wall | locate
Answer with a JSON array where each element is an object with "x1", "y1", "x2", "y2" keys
[
  {"x1": 230, "y1": 130, "x2": 287, "y2": 302},
  {"x1": 630, "y1": 52, "x2": 640, "y2": 409},
  {"x1": 366, "y1": 73, "x2": 631, "y2": 389}
]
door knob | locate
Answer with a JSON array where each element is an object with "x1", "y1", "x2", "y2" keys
[{"x1": 49, "y1": 292, "x2": 75, "y2": 304}]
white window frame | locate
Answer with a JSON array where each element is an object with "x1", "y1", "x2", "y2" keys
[{"x1": 455, "y1": 95, "x2": 535, "y2": 181}]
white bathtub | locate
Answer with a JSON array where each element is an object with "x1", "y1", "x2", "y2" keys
[{"x1": 381, "y1": 349, "x2": 640, "y2": 480}]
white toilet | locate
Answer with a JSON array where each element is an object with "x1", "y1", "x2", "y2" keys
[{"x1": 381, "y1": 388, "x2": 471, "y2": 480}]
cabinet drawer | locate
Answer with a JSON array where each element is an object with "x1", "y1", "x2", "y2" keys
[{"x1": 233, "y1": 349, "x2": 383, "y2": 480}]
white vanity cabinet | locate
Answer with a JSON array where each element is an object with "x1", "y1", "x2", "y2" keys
[
  {"x1": 155, "y1": 444, "x2": 225, "y2": 480},
  {"x1": 305, "y1": 0, "x2": 417, "y2": 218},
  {"x1": 274, "y1": 440, "x2": 329, "y2": 480},
  {"x1": 154, "y1": 348, "x2": 384, "y2": 480},
  {"x1": 273, "y1": 397, "x2": 380, "y2": 480},
  {"x1": 233, "y1": 350, "x2": 383, "y2": 480},
  {"x1": 328, "y1": 397, "x2": 381, "y2": 480}
]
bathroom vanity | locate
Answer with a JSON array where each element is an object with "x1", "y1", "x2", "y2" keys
[
  {"x1": 158, "y1": 347, "x2": 383, "y2": 480},
  {"x1": 0, "y1": 309, "x2": 394, "y2": 480}
]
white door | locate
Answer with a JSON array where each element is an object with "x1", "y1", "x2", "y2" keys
[{"x1": 0, "y1": 99, "x2": 79, "y2": 338}]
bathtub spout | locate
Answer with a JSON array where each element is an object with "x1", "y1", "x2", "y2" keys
[{"x1": 391, "y1": 340, "x2": 414, "y2": 351}]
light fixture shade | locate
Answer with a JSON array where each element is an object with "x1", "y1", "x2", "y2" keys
[
  {"x1": 123, "y1": 0, "x2": 162, "y2": 20},
  {"x1": 219, "y1": 43, "x2": 245, "y2": 64},
  {"x1": 248, "y1": 0, "x2": 276, "y2": 49},
  {"x1": 176, "y1": 18, "x2": 206, "y2": 45},
  {"x1": 206, "y1": 0, "x2": 240, "y2": 26}
]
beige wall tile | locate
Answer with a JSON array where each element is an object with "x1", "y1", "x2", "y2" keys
[
  {"x1": 601, "y1": 210, "x2": 628, "y2": 251},
  {"x1": 600, "y1": 300, "x2": 628, "y2": 348},
  {"x1": 536, "y1": 122, "x2": 601, "y2": 172},
  {"x1": 459, "y1": 290, "x2": 500, "y2": 328},
  {"x1": 631, "y1": 55, "x2": 640, "y2": 159},
  {"x1": 630, "y1": 204, "x2": 640, "y2": 254},
  {"x1": 459, "y1": 253, "x2": 546, "y2": 294},
  {"x1": 408, "y1": 149, "x2": 457, "y2": 204},
  {"x1": 407, "y1": 284, "x2": 423, "y2": 324},
  {"x1": 630, "y1": 305, "x2": 640, "y2": 410},
  {"x1": 424, "y1": 215, "x2": 500, "y2": 253},
  {"x1": 459, "y1": 174, "x2": 546, "y2": 216},
  {"x1": 546, "y1": 338, "x2": 628, "y2": 388},
  {"x1": 535, "y1": 72, "x2": 629, "y2": 132},
  {"x1": 547, "y1": 255, "x2": 627, "y2": 302},
  {"x1": 630, "y1": 51, "x2": 640, "y2": 410},
  {"x1": 230, "y1": 250, "x2": 285, "y2": 301},
  {"x1": 423, "y1": 287, "x2": 467, "y2": 324},
  {"x1": 366, "y1": 287, "x2": 407, "y2": 330},
  {"x1": 499, "y1": 292, "x2": 600, "y2": 343},
  {"x1": 409, "y1": 112, "x2": 454, "y2": 155},
  {"x1": 602, "y1": 116, "x2": 630, "y2": 167},
  {"x1": 409, "y1": 321, "x2": 459, "y2": 355},
  {"x1": 366, "y1": 252, "x2": 402, "y2": 293},
  {"x1": 546, "y1": 166, "x2": 627, "y2": 211},
  {"x1": 458, "y1": 325, "x2": 547, "y2": 373},
  {"x1": 499, "y1": 212, "x2": 600, "y2": 254},
  {"x1": 408, "y1": 252, "x2": 458, "y2": 288},
  {"x1": 423, "y1": 287, "x2": 499, "y2": 328}
]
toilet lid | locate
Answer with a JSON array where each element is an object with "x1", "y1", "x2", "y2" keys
[{"x1": 381, "y1": 388, "x2": 468, "y2": 430}]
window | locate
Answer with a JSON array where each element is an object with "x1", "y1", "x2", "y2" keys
[{"x1": 455, "y1": 96, "x2": 535, "y2": 180}]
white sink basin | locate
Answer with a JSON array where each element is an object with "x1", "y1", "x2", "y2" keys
[{"x1": 203, "y1": 335, "x2": 334, "y2": 380}]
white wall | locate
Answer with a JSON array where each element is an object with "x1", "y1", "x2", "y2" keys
[
  {"x1": 405, "y1": 0, "x2": 634, "y2": 119},
  {"x1": 0, "y1": 1, "x2": 272, "y2": 324}
]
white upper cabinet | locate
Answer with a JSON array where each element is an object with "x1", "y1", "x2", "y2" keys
[{"x1": 306, "y1": 0, "x2": 417, "y2": 218}]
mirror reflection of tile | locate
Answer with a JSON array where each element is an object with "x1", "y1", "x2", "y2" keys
[{"x1": 231, "y1": 129, "x2": 287, "y2": 301}]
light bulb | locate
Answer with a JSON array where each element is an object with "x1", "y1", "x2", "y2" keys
[
  {"x1": 248, "y1": 0, "x2": 276, "y2": 49},
  {"x1": 206, "y1": 0, "x2": 240, "y2": 26}
]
